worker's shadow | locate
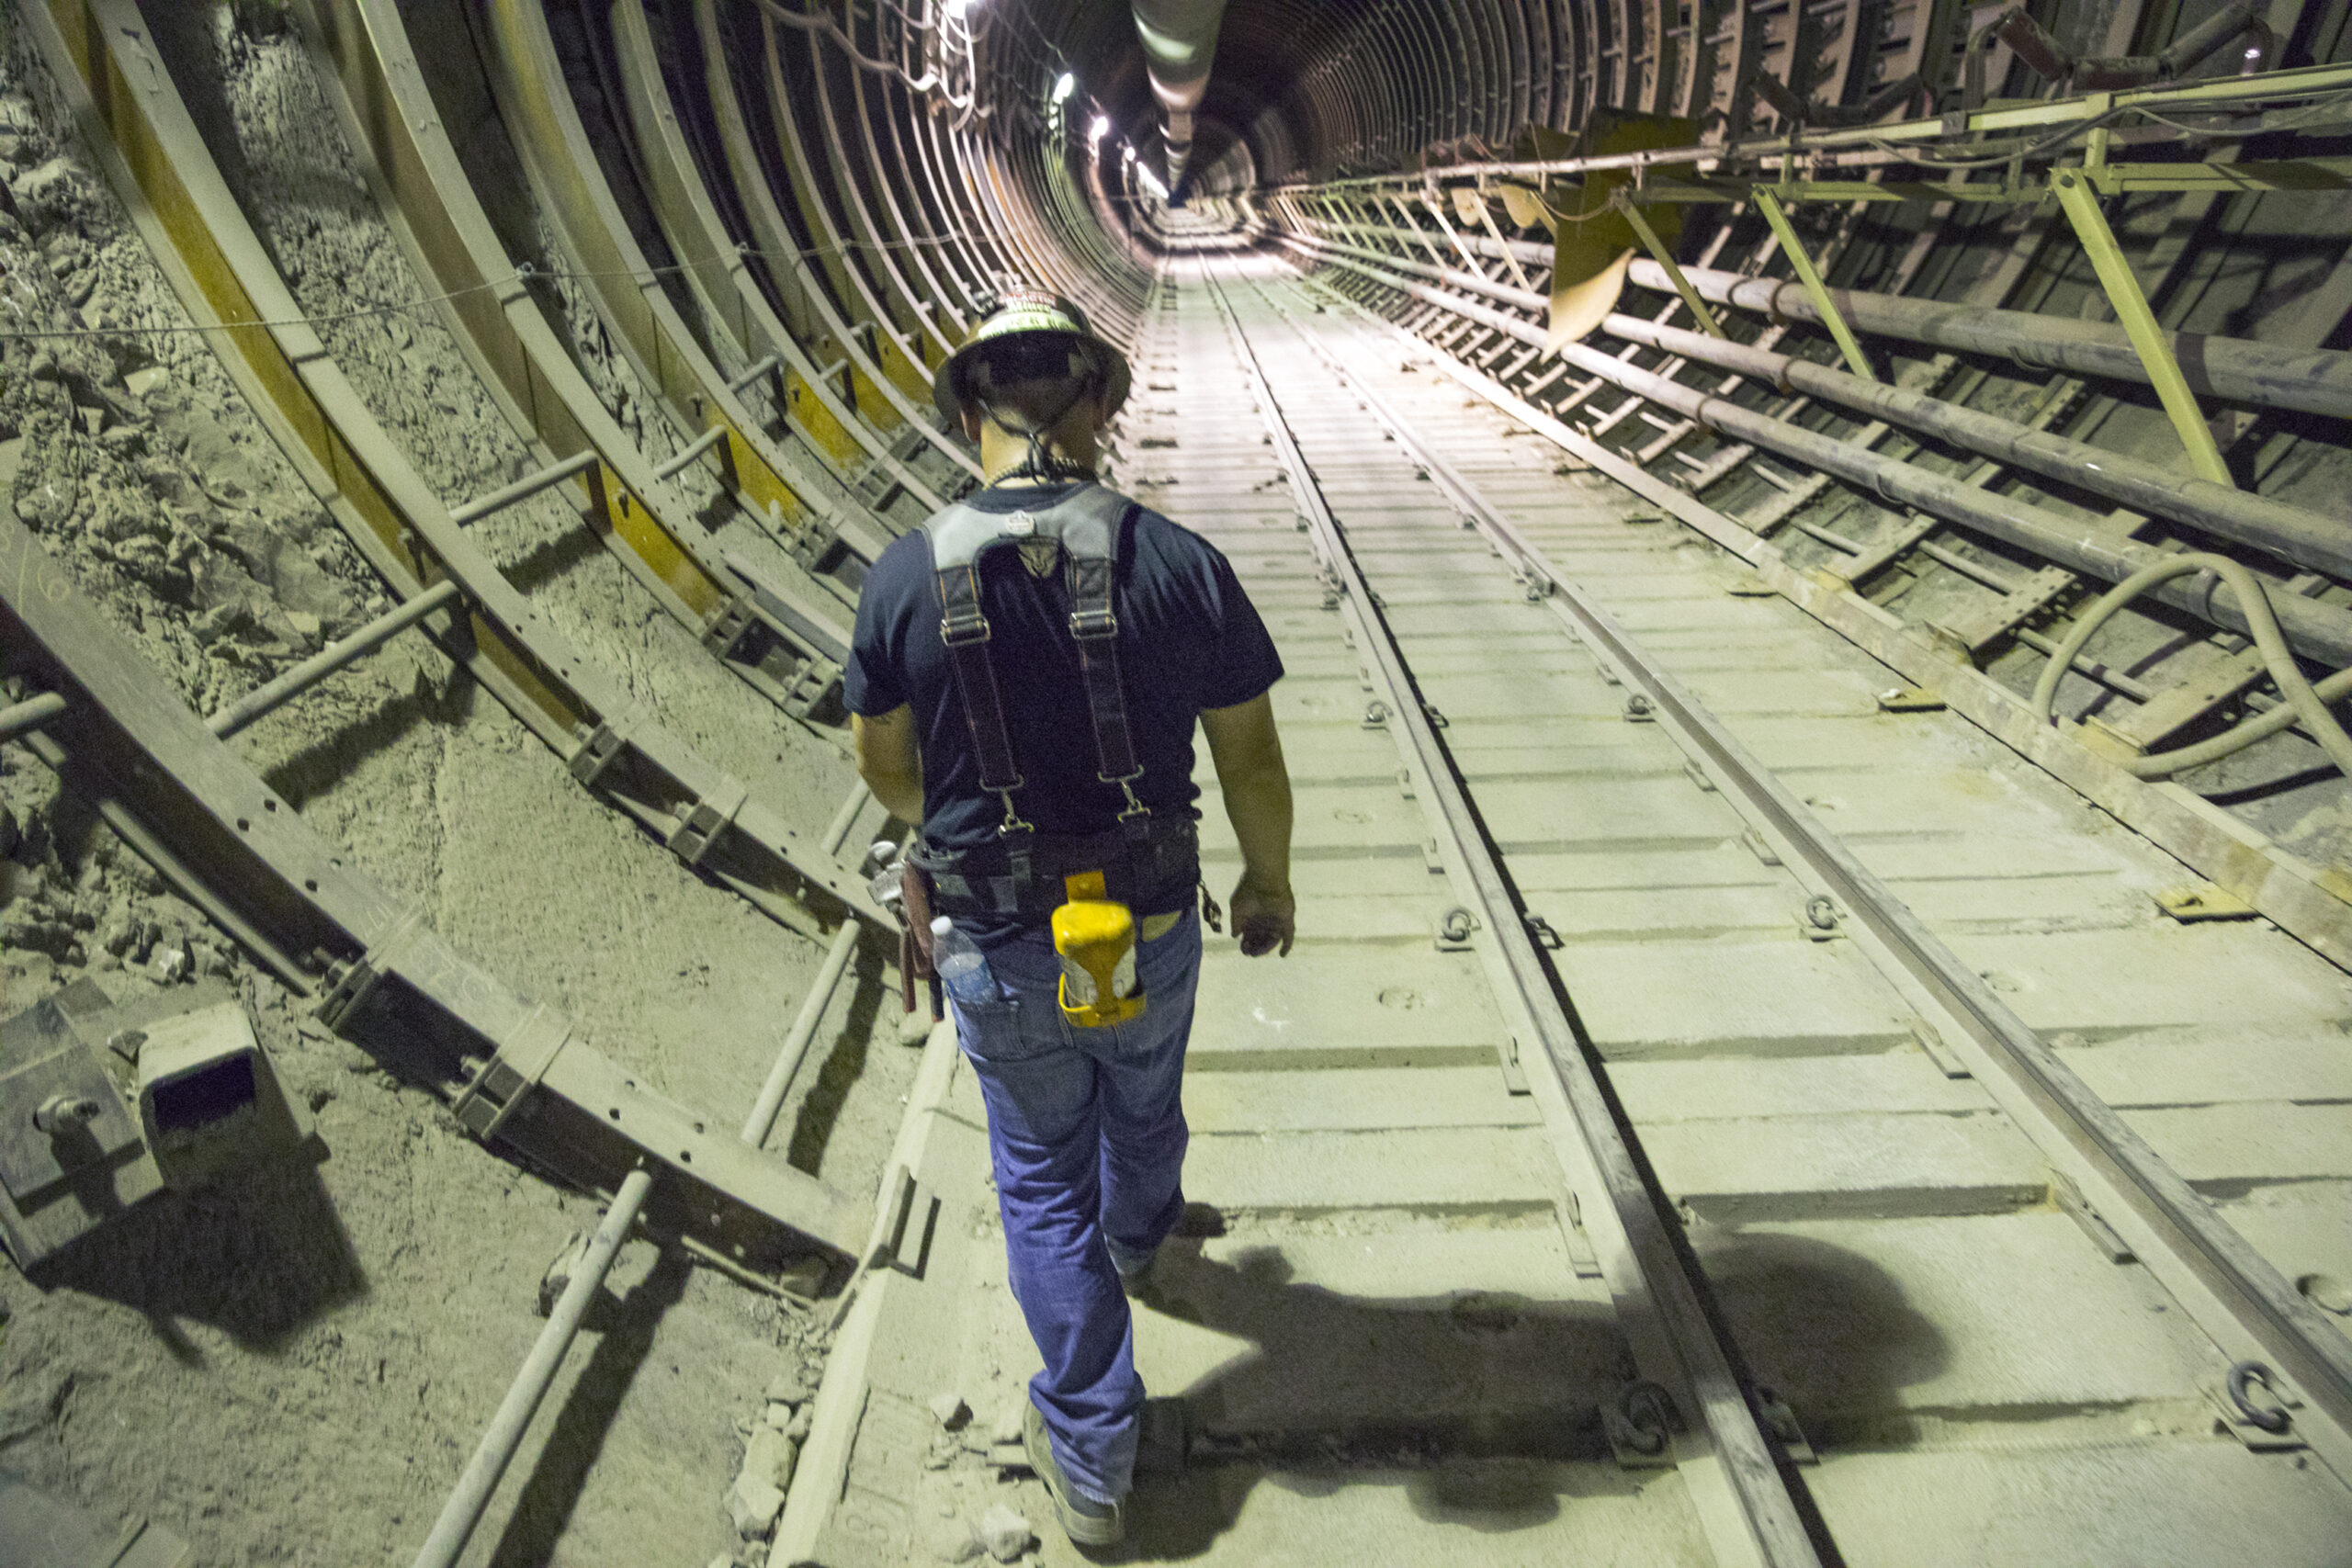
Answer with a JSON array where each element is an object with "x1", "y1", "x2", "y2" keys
[{"x1": 1120, "y1": 1226, "x2": 1944, "y2": 1560}]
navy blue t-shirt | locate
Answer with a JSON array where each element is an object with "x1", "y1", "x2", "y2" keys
[{"x1": 845, "y1": 480, "x2": 1283, "y2": 870}]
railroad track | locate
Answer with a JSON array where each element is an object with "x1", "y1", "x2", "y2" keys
[
  {"x1": 782, "y1": 259, "x2": 2352, "y2": 1566},
  {"x1": 7, "y1": 4, "x2": 2349, "y2": 1562}
]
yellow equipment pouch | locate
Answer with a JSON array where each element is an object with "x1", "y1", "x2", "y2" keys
[{"x1": 1054, "y1": 872, "x2": 1147, "y2": 1027}]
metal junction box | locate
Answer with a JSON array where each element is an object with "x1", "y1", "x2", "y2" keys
[{"x1": 0, "y1": 980, "x2": 312, "y2": 1269}]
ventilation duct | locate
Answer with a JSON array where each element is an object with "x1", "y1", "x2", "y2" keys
[{"x1": 1131, "y1": 0, "x2": 1228, "y2": 188}]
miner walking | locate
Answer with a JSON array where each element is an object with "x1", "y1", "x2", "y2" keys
[{"x1": 845, "y1": 288, "x2": 1295, "y2": 1550}]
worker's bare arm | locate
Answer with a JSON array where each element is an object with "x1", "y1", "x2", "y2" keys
[
  {"x1": 852, "y1": 705, "x2": 927, "y2": 825},
  {"x1": 1201, "y1": 692, "x2": 1295, "y2": 957}
]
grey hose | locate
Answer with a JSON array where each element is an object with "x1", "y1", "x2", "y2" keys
[{"x1": 2030, "y1": 553, "x2": 2352, "y2": 781}]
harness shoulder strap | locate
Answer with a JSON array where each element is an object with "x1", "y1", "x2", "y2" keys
[
  {"x1": 922, "y1": 504, "x2": 1024, "y2": 816},
  {"x1": 1055, "y1": 488, "x2": 1146, "y2": 808},
  {"x1": 920, "y1": 483, "x2": 1146, "y2": 838}
]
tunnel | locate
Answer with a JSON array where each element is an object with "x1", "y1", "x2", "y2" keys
[{"x1": 1, "y1": 2, "x2": 2351, "y2": 1564}]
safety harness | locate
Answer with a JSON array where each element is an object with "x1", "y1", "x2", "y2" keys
[{"x1": 910, "y1": 482, "x2": 1199, "y2": 920}]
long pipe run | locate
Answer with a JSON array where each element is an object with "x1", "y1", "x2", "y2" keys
[
  {"x1": 1634, "y1": 260, "x2": 2352, "y2": 423},
  {"x1": 1602, "y1": 316, "x2": 2352, "y2": 583},
  {"x1": 1286, "y1": 238, "x2": 2352, "y2": 669},
  {"x1": 1284, "y1": 231, "x2": 2352, "y2": 585},
  {"x1": 1283, "y1": 213, "x2": 2352, "y2": 420},
  {"x1": 1133, "y1": 0, "x2": 1228, "y2": 185},
  {"x1": 411, "y1": 1167, "x2": 657, "y2": 1568}
]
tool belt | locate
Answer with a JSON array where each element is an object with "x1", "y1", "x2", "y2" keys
[{"x1": 910, "y1": 816, "x2": 1200, "y2": 919}]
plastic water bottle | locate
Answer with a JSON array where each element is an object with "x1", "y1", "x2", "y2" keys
[{"x1": 931, "y1": 916, "x2": 999, "y2": 1006}]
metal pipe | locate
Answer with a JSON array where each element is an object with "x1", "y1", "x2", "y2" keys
[
  {"x1": 820, "y1": 783, "x2": 871, "y2": 859},
  {"x1": 726, "y1": 352, "x2": 782, "y2": 393},
  {"x1": 1294, "y1": 229, "x2": 2352, "y2": 584},
  {"x1": 1132, "y1": 0, "x2": 1229, "y2": 186},
  {"x1": 741, "y1": 922, "x2": 861, "y2": 1148},
  {"x1": 1289, "y1": 241, "x2": 2352, "y2": 667},
  {"x1": 1286, "y1": 216, "x2": 2352, "y2": 422},
  {"x1": 208, "y1": 581, "x2": 466, "y2": 740},
  {"x1": 448, "y1": 451, "x2": 602, "y2": 527},
  {"x1": 1603, "y1": 314, "x2": 2352, "y2": 581},
  {"x1": 1629, "y1": 259, "x2": 2352, "y2": 422},
  {"x1": 410, "y1": 1167, "x2": 656, "y2": 1568},
  {"x1": 0, "y1": 692, "x2": 70, "y2": 744},
  {"x1": 653, "y1": 425, "x2": 729, "y2": 480}
]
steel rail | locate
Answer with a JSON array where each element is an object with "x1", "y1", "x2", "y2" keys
[
  {"x1": 284, "y1": 0, "x2": 852, "y2": 715},
  {"x1": 601, "y1": 0, "x2": 902, "y2": 564},
  {"x1": 599, "y1": 1, "x2": 905, "y2": 571},
  {"x1": 806, "y1": 13, "x2": 960, "y2": 367},
  {"x1": 1268, "y1": 278, "x2": 2352, "y2": 1486},
  {"x1": 468, "y1": 0, "x2": 933, "y2": 583},
  {"x1": 1286, "y1": 241, "x2": 2352, "y2": 1000},
  {"x1": 0, "y1": 505, "x2": 865, "y2": 1264},
  {"x1": 752, "y1": 10, "x2": 984, "y2": 462},
  {"x1": 25, "y1": 0, "x2": 884, "y2": 943},
  {"x1": 690, "y1": 0, "x2": 956, "y2": 501},
  {"x1": 1285, "y1": 240, "x2": 2352, "y2": 671},
  {"x1": 1201, "y1": 269, "x2": 1823, "y2": 1568}
]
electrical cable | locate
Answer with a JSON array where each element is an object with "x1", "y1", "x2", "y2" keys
[{"x1": 2030, "y1": 553, "x2": 2352, "y2": 782}]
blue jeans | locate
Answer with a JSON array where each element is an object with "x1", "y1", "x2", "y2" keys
[{"x1": 948, "y1": 908, "x2": 1201, "y2": 1505}]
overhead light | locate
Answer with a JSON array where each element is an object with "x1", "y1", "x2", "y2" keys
[
  {"x1": 946, "y1": 0, "x2": 974, "y2": 16},
  {"x1": 1090, "y1": 114, "x2": 1112, "y2": 140},
  {"x1": 1051, "y1": 71, "x2": 1077, "y2": 103}
]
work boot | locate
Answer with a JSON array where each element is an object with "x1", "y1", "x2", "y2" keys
[
  {"x1": 1115, "y1": 1247, "x2": 1157, "y2": 1299},
  {"x1": 1023, "y1": 1401, "x2": 1125, "y2": 1548}
]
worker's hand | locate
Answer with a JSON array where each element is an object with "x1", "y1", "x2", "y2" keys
[{"x1": 1229, "y1": 874, "x2": 1295, "y2": 958}]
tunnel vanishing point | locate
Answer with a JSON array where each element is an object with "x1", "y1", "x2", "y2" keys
[{"x1": 2, "y1": 2, "x2": 2352, "y2": 1566}]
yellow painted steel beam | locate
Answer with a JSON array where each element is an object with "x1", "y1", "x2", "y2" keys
[
  {"x1": 2051, "y1": 169, "x2": 2234, "y2": 488},
  {"x1": 469, "y1": 0, "x2": 897, "y2": 561},
  {"x1": 25, "y1": 0, "x2": 887, "y2": 942},
  {"x1": 755, "y1": 14, "x2": 939, "y2": 414},
  {"x1": 1613, "y1": 194, "x2": 1724, "y2": 338},
  {"x1": 604, "y1": 0, "x2": 900, "y2": 557},
  {"x1": 684, "y1": 0, "x2": 928, "y2": 485},
  {"x1": 291, "y1": 0, "x2": 786, "y2": 644},
  {"x1": 1752, "y1": 189, "x2": 1875, "y2": 382},
  {"x1": 38, "y1": 0, "x2": 582, "y2": 748}
]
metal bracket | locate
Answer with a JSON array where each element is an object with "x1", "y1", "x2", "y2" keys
[
  {"x1": 1754, "y1": 1386, "x2": 1817, "y2": 1464},
  {"x1": 568, "y1": 705, "x2": 646, "y2": 788},
  {"x1": 1434, "y1": 906, "x2": 1480, "y2": 952},
  {"x1": 1875, "y1": 685, "x2": 1947, "y2": 713},
  {"x1": 701, "y1": 593, "x2": 760, "y2": 661},
  {"x1": 1600, "y1": 1381, "x2": 1680, "y2": 1468},
  {"x1": 2154, "y1": 885, "x2": 2257, "y2": 923},
  {"x1": 2051, "y1": 1168, "x2": 2135, "y2": 1263},
  {"x1": 2049, "y1": 171, "x2": 2233, "y2": 488},
  {"x1": 314, "y1": 908, "x2": 431, "y2": 1034},
  {"x1": 1751, "y1": 189, "x2": 1876, "y2": 382},
  {"x1": 1613, "y1": 193, "x2": 1725, "y2": 338},
  {"x1": 667, "y1": 774, "x2": 751, "y2": 867},
  {"x1": 450, "y1": 1004, "x2": 574, "y2": 1141}
]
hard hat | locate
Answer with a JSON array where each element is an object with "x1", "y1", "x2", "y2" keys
[{"x1": 933, "y1": 288, "x2": 1133, "y2": 425}]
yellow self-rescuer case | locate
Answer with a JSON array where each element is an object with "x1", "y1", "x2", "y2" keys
[{"x1": 1053, "y1": 872, "x2": 1147, "y2": 1027}]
